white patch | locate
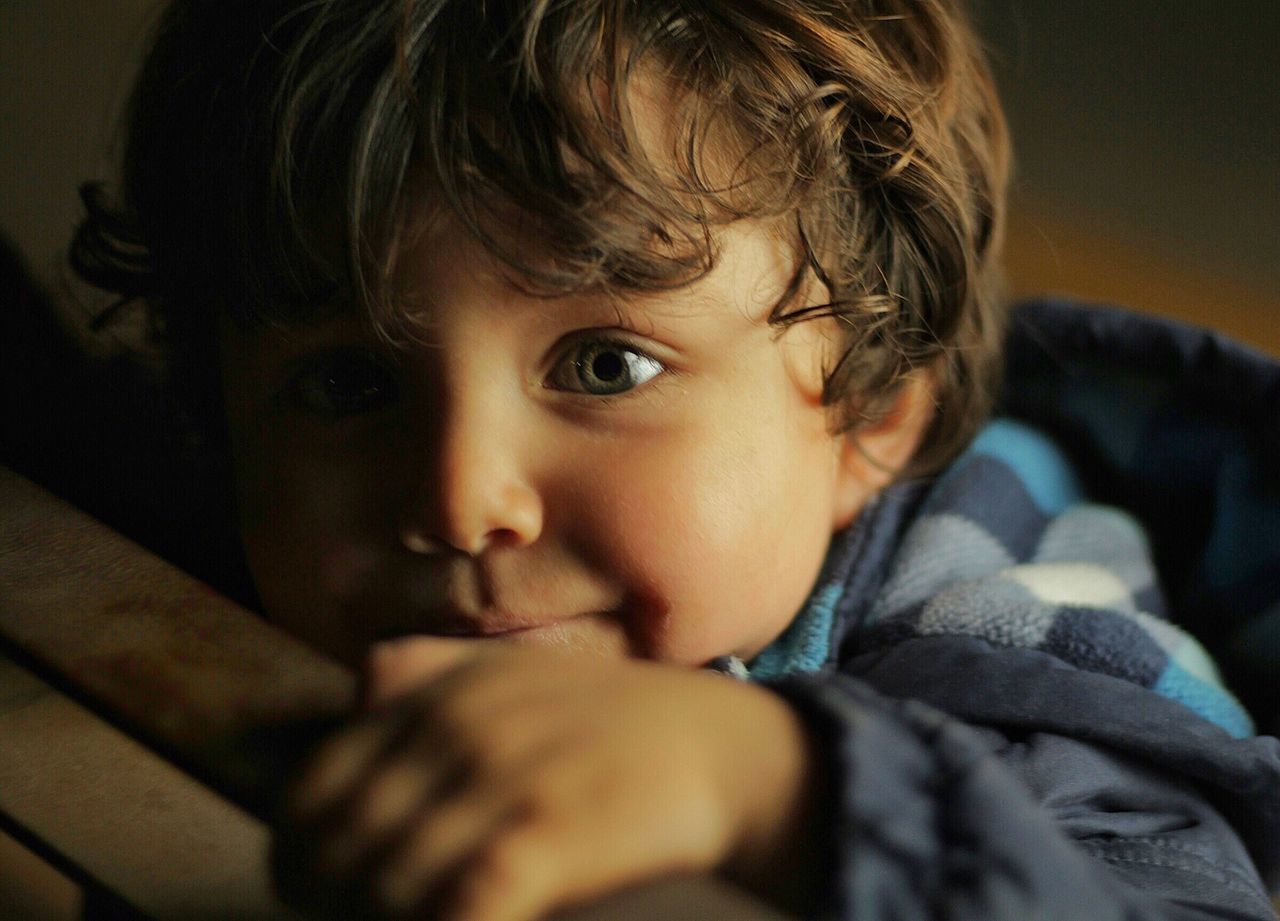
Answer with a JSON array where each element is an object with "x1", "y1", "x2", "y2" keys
[
  {"x1": 1005, "y1": 563, "x2": 1133, "y2": 611},
  {"x1": 1035, "y1": 506, "x2": 1155, "y2": 592},
  {"x1": 1170, "y1": 636, "x2": 1225, "y2": 684},
  {"x1": 1126, "y1": 608, "x2": 1187, "y2": 655}
]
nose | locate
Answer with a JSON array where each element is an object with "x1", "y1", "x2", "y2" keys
[{"x1": 397, "y1": 395, "x2": 545, "y2": 557}]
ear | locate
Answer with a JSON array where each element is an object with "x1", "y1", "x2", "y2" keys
[{"x1": 830, "y1": 371, "x2": 936, "y2": 529}]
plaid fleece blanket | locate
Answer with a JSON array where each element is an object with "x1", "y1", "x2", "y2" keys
[
  {"x1": 1003, "y1": 300, "x2": 1280, "y2": 732},
  {"x1": 728, "y1": 301, "x2": 1280, "y2": 744},
  {"x1": 722, "y1": 303, "x2": 1280, "y2": 908},
  {"x1": 743, "y1": 417, "x2": 1254, "y2": 738}
]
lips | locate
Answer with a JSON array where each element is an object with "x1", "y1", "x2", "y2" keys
[
  {"x1": 427, "y1": 617, "x2": 550, "y2": 638},
  {"x1": 345, "y1": 557, "x2": 628, "y2": 650},
  {"x1": 375, "y1": 609, "x2": 576, "y2": 641}
]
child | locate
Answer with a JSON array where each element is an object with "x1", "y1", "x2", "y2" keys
[{"x1": 72, "y1": 0, "x2": 1280, "y2": 919}]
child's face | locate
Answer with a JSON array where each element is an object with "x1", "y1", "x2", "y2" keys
[{"x1": 220, "y1": 217, "x2": 912, "y2": 667}]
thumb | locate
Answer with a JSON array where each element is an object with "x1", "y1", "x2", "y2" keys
[{"x1": 362, "y1": 635, "x2": 477, "y2": 709}]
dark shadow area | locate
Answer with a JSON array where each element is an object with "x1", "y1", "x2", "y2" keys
[{"x1": 0, "y1": 234, "x2": 254, "y2": 608}]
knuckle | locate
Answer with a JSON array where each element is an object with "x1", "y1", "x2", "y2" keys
[
  {"x1": 348, "y1": 763, "x2": 422, "y2": 837},
  {"x1": 288, "y1": 714, "x2": 407, "y2": 817},
  {"x1": 434, "y1": 716, "x2": 523, "y2": 777},
  {"x1": 472, "y1": 830, "x2": 547, "y2": 899},
  {"x1": 427, "y1": 695, "x2": 481, "y2": 747}
]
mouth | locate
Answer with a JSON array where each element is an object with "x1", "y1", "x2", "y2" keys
[
  {"x1": 363, "y1": 604, "x2": 634, "y2": 657},
  {"x1": 426, "y1": 621, "x2": 545, "y2": 639},
  {"x1": 374, "y1": 610, "x2": 585, "y2": 642}
]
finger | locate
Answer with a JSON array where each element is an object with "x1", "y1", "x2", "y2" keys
[
  {"x1": 282, "y1": 706, "x2": 414, "y2": 822},
  {"x1": 439, "y1": 815, "x2": 675, "y2": 921},
  {"x1": 372, "y1": 775, "x2": 524, "y2": 916},
  {"x1": 440, "y1": 778, "x2": 729, "y2": 921},
  {"x1": 272, "y1": 705, "x2": 460, "y2": 915},
  {"x1": 363, "y1": 636, "x2": 481, "y2": 709},
  {"x1": 312, "y1": 751, "x2": 457, "y2": 877}
]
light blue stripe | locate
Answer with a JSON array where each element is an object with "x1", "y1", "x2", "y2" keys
[
  {"x1": 967, "y1": 419, "x2": 1085, "y2": 515},
  {"x1": 1153, "y1": 661, "x2": 1254, "y2": 739},
  {"x1": 749, "y1": 583, "x2": 840, "y2": 681}
]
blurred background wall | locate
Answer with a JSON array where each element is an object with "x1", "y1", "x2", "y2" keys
[
  {"x1": 2, "y1": 0, "x2": 1277, "y2": 351},
  {"x1": 1, "y1": 1, "x2": 156, "y2": 282},
  {"x1": 975, "y1": 0, "x2": 1279, "y2": 352}
]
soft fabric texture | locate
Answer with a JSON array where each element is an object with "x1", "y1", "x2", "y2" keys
[
  {"x1": 718, "y1": 301, "x2": 1280, "y2": 920},
  {"x1": 1003, "y1": 300, "x2": 1280, "y2": 726},
  {"x1": 750, "y1": 418, "x2": 1253, "y2": 739}
]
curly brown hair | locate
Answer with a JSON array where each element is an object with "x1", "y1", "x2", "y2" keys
[{"x1": 73, "y1": 0, "x2": 1010, "y2": 475}]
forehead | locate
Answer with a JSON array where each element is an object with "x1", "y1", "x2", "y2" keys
[{"x1": 391, "y1": 212, "x2": 803, "y2": 332}]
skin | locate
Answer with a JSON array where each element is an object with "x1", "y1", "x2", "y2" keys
[{"x1": 220, "y1": 213, "x2": 934, "y2": 919}]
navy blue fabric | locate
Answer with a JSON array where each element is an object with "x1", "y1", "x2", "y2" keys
[
  {"x1": 753, "y1": 414, "x2": 1254, "y2": 737},
  {"x1": 1003, "y1": 299, "x2": 1280, "y2": 729},
  {"x1": 755, "y1": 302, "x2": 1280, "y2": 920}
]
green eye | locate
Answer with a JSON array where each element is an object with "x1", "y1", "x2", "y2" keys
[
  {"x1": 291, "y1": 350, "x2": 399, "y2": 416},
  {"x1": 549, "y1": 339, "x2": 665, "y2": 396}
]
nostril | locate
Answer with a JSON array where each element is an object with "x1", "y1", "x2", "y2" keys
[
  {"x1": 399, "y1": 477, "x2": 544, "y2": 556},
  {"x1": 484, "y1": 528, "x2": 528, "y2": 550}
]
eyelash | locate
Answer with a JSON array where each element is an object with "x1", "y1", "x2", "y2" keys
[
  {"x1": 288, "y1": 349, "x2": 400, "y2": 418},
  {"x1": 284, "y1": 333, "x2": 668, "y2": 419},
  {"x1": 545, "y1": 336, "x2": 667, "y2": 398}
]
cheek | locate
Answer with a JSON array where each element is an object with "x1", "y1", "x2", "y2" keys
[
  {"x1": 572, "y1": 407, "x2": 837, "y2": 662},
  {"x1": 231, "y1": 432, "x2": 387, "y2": 657}
]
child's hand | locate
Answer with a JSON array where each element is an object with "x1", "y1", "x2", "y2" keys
[{"x1": 271, "y1": 639, "x2": 821, "y2": 921}]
